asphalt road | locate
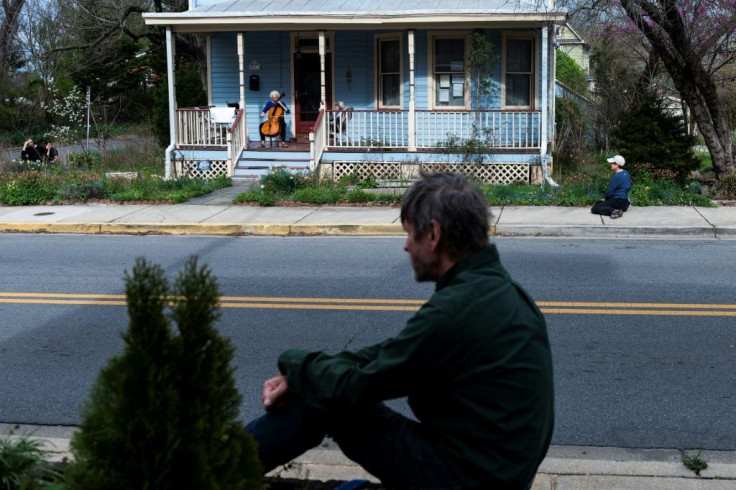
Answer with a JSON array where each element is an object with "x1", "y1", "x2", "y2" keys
[{"x1": 0, "y1": 235, "x2": 734, "y2": 451}]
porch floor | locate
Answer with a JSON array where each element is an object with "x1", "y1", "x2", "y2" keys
[{"x1": 245, "y1": 136, "x2": 310, "y2": 152}]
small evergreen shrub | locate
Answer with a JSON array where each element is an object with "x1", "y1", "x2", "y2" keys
[
  {"x1": 611, "y1": 93, "x2": 699, "y2": 181},
  {"x1": 65, "y1": 257, "x2": 262, "y2": 489}
]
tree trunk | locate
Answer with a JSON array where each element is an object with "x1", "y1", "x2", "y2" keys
[
  {"x1": 0, "y1": 0, "x2": 26, "y2": 94},
  {"x1": 620, "y1": 0, "x2": 736, "y2": 178}
]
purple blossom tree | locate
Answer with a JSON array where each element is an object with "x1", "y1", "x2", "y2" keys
[{"x1": 566, "y1": 0, "x2": 736, "y2": 177}]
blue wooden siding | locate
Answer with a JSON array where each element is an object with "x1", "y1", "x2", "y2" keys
[
  {"x1": 333, "y1": 31, "x2": 374, "y2": 109},
  {"x1": 206, "y1": 27, "x2": 544, "y2": 145},
  {"x1": 210, "y1": 31, "x2": 293, "y2": 141}
]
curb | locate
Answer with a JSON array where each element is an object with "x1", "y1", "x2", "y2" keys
[
  {"x1": 5, "y1": 429, "x2": 736, "y2": 489},
  {"x1": 2, "y1": 222, "x2": 733, "y2": 238},
  {"x1": 492, "y1": 225, "x2": 723, "y2": 238},
  {"x1": 0, "y1": 223, "x2": 407, "y2": 236}
]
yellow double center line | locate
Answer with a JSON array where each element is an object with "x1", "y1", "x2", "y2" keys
[{"x1": 0, "y1": 292, "x2": 735, "y2": 317}]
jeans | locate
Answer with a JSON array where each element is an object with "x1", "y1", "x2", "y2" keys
[
  {"x1": 591, "y1": 198, "x2": 630, "y2": 216},
  {"x1": 245, "y1": 396, "x2": 461, "y2": 489}
]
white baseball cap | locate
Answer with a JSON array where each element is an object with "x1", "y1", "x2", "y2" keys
[{"x1": 607, "y1": 155, "x2": 625, "y2": 166}]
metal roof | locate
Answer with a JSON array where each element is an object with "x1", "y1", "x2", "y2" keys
[{"x1": 143, "y1": 0, "x2": 566, "y2": 30}]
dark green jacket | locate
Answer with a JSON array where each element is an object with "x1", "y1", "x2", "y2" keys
[{"x1": 278, "y1": 246, "x2": 554, "y2": 488}]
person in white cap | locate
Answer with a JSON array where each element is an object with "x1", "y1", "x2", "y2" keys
[{"x1": 591, "y1": 154, "x2": 631, "y2": 219}]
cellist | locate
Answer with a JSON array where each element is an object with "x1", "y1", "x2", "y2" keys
[{"x1": 259, "y1": 90, "x2": 291, "y2": 148}]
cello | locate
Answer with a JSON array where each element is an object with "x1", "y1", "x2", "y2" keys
[{"x1": 260, "y1": 99, "x2": 287, "y2": 143}]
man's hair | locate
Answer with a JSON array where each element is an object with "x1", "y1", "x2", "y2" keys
[{"x1": 400, "y1": 172, "x2": 491, "y2": 259}]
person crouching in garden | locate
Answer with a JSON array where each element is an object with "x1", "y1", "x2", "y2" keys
[
  {"x1": 591, "y1": 154, "x2": 631, "y2": 219},
  {"x1": 20, "y1": 138, "x2": 43, "y2": 162}
]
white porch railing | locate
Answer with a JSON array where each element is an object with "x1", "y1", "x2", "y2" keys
[
  {"x1": 415, "y1": 110, "x2": 541, "y2": 149},
  {"x1": 227, "y1": 109, "x2": 246, "y2": 175},
  {"x1": 176, "y1": 107, "x2": 231, "y2": 147},
  {"x1": 310, "y1": 109, "x2": 327, "y2": 171},
  {"x1": 325, "y1": 109, "x2": 409, "y2": 149},
  {"x1": 177, "y1": 108, "x2": 541, "y2": 152}
]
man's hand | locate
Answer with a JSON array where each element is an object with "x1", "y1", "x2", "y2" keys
[{"x1": 262, "y1": 374, "x2": 289, "y2": 411}]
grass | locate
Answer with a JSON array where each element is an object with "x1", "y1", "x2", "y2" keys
[
  {"x1": 680, "y1": 448, "x2": 708, "y2": 476},
  {"x1": 1, "y1": 131, "x2": 722, "y2": 207},
  {"x1": 0, "y1": 133, "x2": 231, "y2": 205},
  {"x1": 0, "y1": 430, "x2": 62, "y2": 488},
  {"x1": 233, "y1": 169, "x2": 403, "y2": 206},
  {"x1": 234, "y1": 167, "x2": 715, "y2": 208}
]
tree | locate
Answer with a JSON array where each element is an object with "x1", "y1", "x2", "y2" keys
[
  {"x1": 563, "y1": 0, "x2": 736, "y2": 178},
  {"x1": 611, "y1": 91, "x2": 699, "y2": 181},
  {"x1": 66, "y1": 256, "x2": 262, "y2": 489},
  {"x1": 556, "y1": 50, "x2": 590, "y2": 95}
]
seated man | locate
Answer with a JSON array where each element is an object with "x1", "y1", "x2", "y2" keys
[
  {"x1": 591, "y1": 154, "x2": 631, "y2": 219},
  {"x1": 246, "y1": 172, "x2": 555, "y2": 489}
]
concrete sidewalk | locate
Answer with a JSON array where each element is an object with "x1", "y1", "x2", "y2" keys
[
  {"x1": 0, "y1": 198, "x2": 734, "y2": 238},
  {"x1": 3, "y1": 424, "x2": 735, "y2": 489}
]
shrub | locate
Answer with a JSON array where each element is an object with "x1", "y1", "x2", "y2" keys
[
  {"x1": 556, "y1": 50, "x2": 589, "y2": 95},
  {"x1": 290, "y1": 187, "x2": 343, "y2": 204},
  {"x1": 713, "y1": 174, "x2": 736, "y2": 200},
  {"x1": 260, "y1": 168, "x2": 305, "y2": 195},
  {"x1": 234, "y1": 190, "x2": 275, "y2": 206},
  {"x1": 65, "y1": 152, "x2": 102, "y2": 170},
  {"x1": 65, "y1": 257, "x2": 262, "y2": 489},
  {"x1": 611, "y1": 93, "x2": 699, "y2": 181},
  {"x1": 0, "y1": 172, "x2": 56, "y2": 205},
  {"x1": 554, "y1": 96, "x2": 591, "y2": 169}
]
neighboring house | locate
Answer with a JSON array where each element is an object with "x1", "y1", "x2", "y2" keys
[
  {"x1": 555, "y1": 22, "x2": 593, "y2": 92},
  {"x1": 143, "y1": 0, "x2": 566, "y2": 184}
]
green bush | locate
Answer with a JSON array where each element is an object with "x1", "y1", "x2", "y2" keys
[
  {"x1": 65, "y1": 152, "x2": 102, "y2": 170},
  {"x1": 611, "y1": 93, "x2": 699, "y2": 181},
  {"x1": 0, "y1": 172, "x2": 56, "y2": 205},
  {"x1": 65, "y1": 257, "x2": 262, "y2": 489},
  {"x1": 260, "y1": 168, "x2": 306, "y2": 195},
  {"x1": 290, "y1": 187, "x2": 343, "y2": 204},
  {"x1": 342, "y1": 189, "x2": 376, "y2": 203},
  {"x1": 556, "y1": 51, "x2": 589, "y2": 95}
]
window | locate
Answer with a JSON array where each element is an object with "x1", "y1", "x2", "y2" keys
[
  {"x1": 432, "y1": 36, "x2": 466, "y2": 107},
  {"x1": 377, "y1": 37, "x2": 401, "y2": 108},
  {"x1": 504, "y1": 37, "x2": 534, "y2": 108}
]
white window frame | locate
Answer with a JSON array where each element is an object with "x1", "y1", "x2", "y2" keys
[
  {"x1": 428, "y1": 32, "x2": 470, "y2": 110},
  {"x1": 375, "y1": 33, "x2": 403, "y2": 109},
  {"x1": 502, "y1": 33, "x2": 537, "y2": 109}
]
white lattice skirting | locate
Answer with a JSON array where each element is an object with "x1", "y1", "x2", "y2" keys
[
  {"x1": 330, "y1": 161, "x2": 540, "y2": 185},
  {"x1": 178, "y1": 160, "x2": 229, "y2": 179}
]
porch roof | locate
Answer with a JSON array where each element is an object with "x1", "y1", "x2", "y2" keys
[{"x1": 143, "y1": 0, "x2": 566, "y2": 31}]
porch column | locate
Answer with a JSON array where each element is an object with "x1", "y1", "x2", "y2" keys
[
  {"x1": 318, "y1": 31, "x2": 326, "y2": 108},
  {"x1": 539, "y1": 23, "x2": 558, "y2": 189},
  {"x1": 164, "y1": 26, "x2": 176, "y2": 180},
  {"x1": 540, "y1": 25, "x2": 548, "y2": 157},
  {"x1": 237, "y1": 32, "x2": 248, "y2": 140},
  {"x1": 408, "y1": 29, "x2": 416, "y2": 152}
]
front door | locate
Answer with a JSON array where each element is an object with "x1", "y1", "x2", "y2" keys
[{"x1": 294, "y1": 52, "x2": 332, "y2": 134}]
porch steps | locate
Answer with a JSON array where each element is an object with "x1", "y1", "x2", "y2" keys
[{"x1": 232, "y1": 154, "x2": 310, "y2": 181}]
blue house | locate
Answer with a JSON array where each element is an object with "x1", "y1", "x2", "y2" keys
[{"x1": 143, "y1": 0, "x2": 566, "y2": 184}]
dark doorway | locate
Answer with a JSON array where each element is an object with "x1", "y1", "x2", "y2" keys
[{"x1": 294, "y1": 52, "x2": 332, "y2": 134}]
